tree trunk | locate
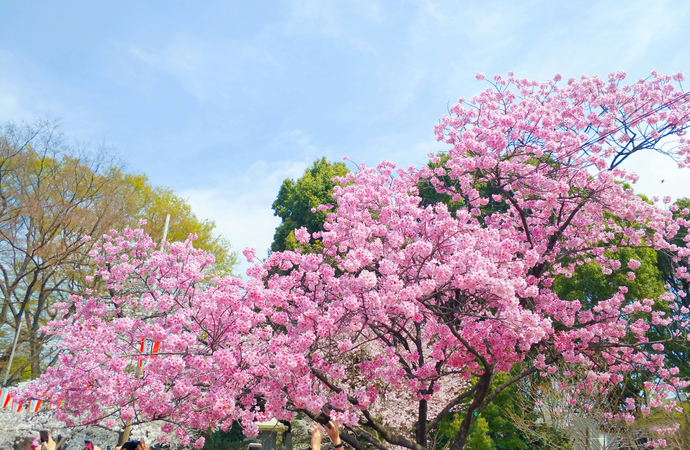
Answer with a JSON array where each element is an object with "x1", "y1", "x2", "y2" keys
[
  {"x1": 30, "y1": 332, "x2": 41, "y2": 379},
  {"x1": 416, "y1": 399, "x2": 428, "y2": 447},
  {"x1": 448, "y1": 370, "x2": 493, "y2": 450}
]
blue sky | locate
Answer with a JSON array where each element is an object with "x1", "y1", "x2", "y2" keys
[{"x1": 2, "y1": 0, "x2": 689, "y2": 274}]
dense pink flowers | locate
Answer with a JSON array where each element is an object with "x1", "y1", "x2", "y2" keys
[{"x1": 16, "y1": 71, "x2": 690, "y2": 449}]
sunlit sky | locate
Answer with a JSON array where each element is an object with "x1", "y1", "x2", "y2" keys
[{"x1": 1, "y1": 0, "x2": 689, "y2": 275}]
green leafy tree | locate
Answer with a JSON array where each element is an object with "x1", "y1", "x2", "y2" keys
[
  {"x1": 553, "y1": 247, "x2": 665, "y2": 308},
  {"x1": 271, "y1": 157, "x2": 349, "y2": 252},
  {"x1": 466, "y1": 418, "x2": 496, "y2": 450},
  {"x1": 434, "y1": 371, "x2": 552, "y2": 450},
  {"x1": 476, "y1": 374, "x2": 538, "y2": 450},
  {"x1": 200, "y1": 421, "x2": 249, "y2": 450}
]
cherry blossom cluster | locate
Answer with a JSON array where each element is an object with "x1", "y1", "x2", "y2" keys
[{"x1": 15, "y1": 72, "x2": 690, "y2": 450}]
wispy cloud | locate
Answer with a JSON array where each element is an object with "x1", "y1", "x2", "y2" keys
[
  {"x1": 0, "y1": 49, "x2": 51, "y2": 122},
  {"x1": 0, "y1": 78, "x2": 27, "y2": 123},
  {"x1": 0, "y1": 49, "x2": 107, "y2": 138},
  {"x1": 181, "y1": 158, "x2": 305, "y2": 277},
  {"x1": 180, "y1": 129, "x2": 337, "y2": 276},
  {"x1": 124, "y1": 34, "x2": 281, "y2": 106}
]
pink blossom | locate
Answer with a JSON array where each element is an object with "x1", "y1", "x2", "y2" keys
[
  {"x1": 18, "y1": 71, "x2": 690, "y2": 449},
  {"x1": 242, "y1": 247, "x2": 257, "y2": 263},
  {"x1": 294, "y1": 227, "x2": 310, "y2": 244},
  {"x1": 628, "y1": 259, "x2": 642, "y2": 270}
]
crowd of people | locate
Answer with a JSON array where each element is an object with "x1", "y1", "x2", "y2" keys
[
  {"x1": 32, "y1": 435, "x2": 150, "y2": 450},
  {"x1": 30, "y1": 417, "x2": 342, "y2": 450}
]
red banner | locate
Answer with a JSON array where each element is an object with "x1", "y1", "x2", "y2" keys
[{"x1": 139, "y1": 338, "x2": 161, "y2": 368}]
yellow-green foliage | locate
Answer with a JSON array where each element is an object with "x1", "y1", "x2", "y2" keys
[{"x1": 120, "y1": 172, "x2": 238, "y2": 275}]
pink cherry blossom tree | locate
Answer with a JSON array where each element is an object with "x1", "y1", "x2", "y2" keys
[{"x1": 17, "y1": 71, "x2": 690, "y2": 450}]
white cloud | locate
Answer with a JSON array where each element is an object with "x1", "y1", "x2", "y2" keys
[
  {"x1": 180, "y1": 132, "x2": 330, "y2": 276},
  {"x1": 182, "y1": 184, "x2": 278, "y2": 276},
  {"x1": 0, "y1": 79, "x2": 27, "y2": 123},
  {"x1": 0, "y1": 49, "x2": 106, "y2": 139},
  {"x1": 0, "y1": 50, "x2": 44, "y2": 122}
]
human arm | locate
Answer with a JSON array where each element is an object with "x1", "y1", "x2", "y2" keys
[
  {"x1": 311, "y1": 423, "x2": 324, "y2": 450},
  {"x1": 323, "y1": 421, "x2": 341, "y2": 449},
  {"x1": 41, "y1": 436, "x2": 56, "y2": 450}
]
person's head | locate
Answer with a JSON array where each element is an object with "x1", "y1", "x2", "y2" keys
[{"x1": 116, "y1": 439, "x2": 147, "y2": 450}]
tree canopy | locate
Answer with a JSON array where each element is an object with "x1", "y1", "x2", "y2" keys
[{"x1": 17, "y1": 71, "x2": 690, "y2": 450}]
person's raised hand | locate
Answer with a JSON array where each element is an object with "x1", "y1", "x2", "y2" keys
[
  {"x1": 310, "y1": 423, "x2": 324, "y2": 450},
  {"x1": 41, "y1": 436, "x2": 56, "y2": 450},
  {"x1": 323, "y1": 421, "x2": 341, "y2": 448}
]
